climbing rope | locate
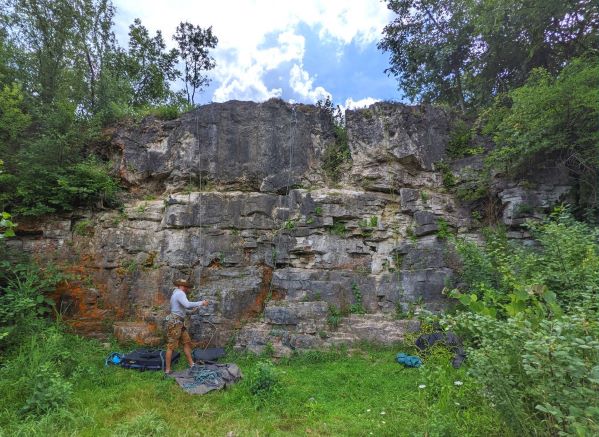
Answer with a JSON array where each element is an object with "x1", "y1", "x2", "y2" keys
[
  {"x1": 267, "y1": 104, "x2": 297, "y2": 297},
  {"x1": 182, "y1": 367, "x2": 221, "y2": 389},
  {"x1": 177, "y1": 104, "x2": 297, "y2": 349}
]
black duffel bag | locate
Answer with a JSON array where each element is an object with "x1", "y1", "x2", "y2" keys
[
  {"x1": 192, "y1": 347, "x2": 226, "y2": 363},
  {"x1": 121, "y1": 349, "x2": 180, "y2": 371}
]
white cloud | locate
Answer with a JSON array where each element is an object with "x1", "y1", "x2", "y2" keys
[
  {"x1": 113, "y1": 1, "x2": 392, "y2": 103},
  {"x1": 344, "y1": 97, "x2": 380, "y2": 110},
  {"x1": 289, "y1": 64, "x2": 330, "y2": 103},
  {"x1": 212, "y1": 31, "x2": 305, "y2": 102}
]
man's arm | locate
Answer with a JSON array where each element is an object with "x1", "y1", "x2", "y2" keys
[{"x1": 174, "y1": 291, "x2": 205, "y2": 309}]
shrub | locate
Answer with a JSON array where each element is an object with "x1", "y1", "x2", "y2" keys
[
  {"x1": 449, "y1": 208, "x2": 599, "y2": 318},
  {"x1": 328, "y1": 220, "x2": 347, "y2": 237},
  {"x1": 435, "y1": 161, "x2": 456, "y2": 189},
  {"x1": 447, "y1": 119, "x2": 473, "y2": 158},
  {"x1": 0, "y1": 211, "x2": 16, "y2": 239},
  {"x1": 20, "y1": 363, "x2": 73, "y2": 416},
  {"x1": 442, "y1": 309, "x2": 599, "y2": 436},
  {"x1": 483, "y1": 56, "x2": 599, "y2": 217},
  {"x1": 12, "y1": 158, "x2": 121, "y2": 216},
  {"x1": 0, "y1": 256, "x2": 69, "y2": 346},
  {"x1": 248, "y1": 361, "x2": 281, "y2": 407},
  {"x1": 350, "y1": 283, "x2": 365, "y2": 314},
  {"x1": 327, "y1": 305, "x2": 342, "y2": 329},
  {"x1": 441, "y1": 209, "x2": 599, "y2": 435},
  {"x1": 318, "y1": 96, "x2": 351, "y2": 182},
  {"x1": 54, "y1": 159, "x2": 121, "y2": 210},
  {"x1": 73, "y1": 219, "x2": 94, "y2": 236}
]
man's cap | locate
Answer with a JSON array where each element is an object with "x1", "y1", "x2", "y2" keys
[{"x1": 173, "y1": 278, "x2": 193, "y2": 287}]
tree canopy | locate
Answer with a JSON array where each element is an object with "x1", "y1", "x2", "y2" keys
[
  {"x1": 379, "y1": 0, "x2": 599, "y2": 109},
  {"x1": 0, "y1": 0, "x2": 218, "y2": 216}
]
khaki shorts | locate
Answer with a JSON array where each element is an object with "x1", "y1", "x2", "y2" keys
[{"x1": 166, "y1": 319, "x2": 191, "y2": 350}]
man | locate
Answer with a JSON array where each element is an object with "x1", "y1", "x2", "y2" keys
[{"x1": 164, "y1": 278, "x2": 209, "y2": 374}]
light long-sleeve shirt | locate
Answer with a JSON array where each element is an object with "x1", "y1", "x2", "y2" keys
[{"x1": 170, "y1": 288, "x2": 204, "y2": 318}]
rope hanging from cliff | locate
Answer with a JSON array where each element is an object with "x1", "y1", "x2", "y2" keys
[
  {"x1": 268, "y1": 105, "x2": 297, "y2": 297},
  {"x1": 177, "y1": 111, "x2": 216, "y2": 351},
  {"x1": 196, "y1": 112, "x2": 203, "y2": 275}
]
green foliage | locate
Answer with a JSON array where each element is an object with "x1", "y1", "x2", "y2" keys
[
  {"x1": 0, "y1": 82, "x2": 31, "y2": 148},
  {"x1": 483, "y1": 57, "x2": 599, "y2": 216},
  {"x1": 378, "y1": 0, "x2": 473, "y2": 109},
  {"x1": 21, "y1": 363, "x2": 73, "y2": 416},
  {"x1": 0, "y1": 211, "x2": 16, "y2": 238},
  {"x1": 73, "y1": 219, "x2": 94, "y2": 236},
  {"x1": 0, "y1": 325, "x2": 97, "y2": 419},
  {"x1": 350, "y1": 282, "x2": 366, "y2": 314},
  {"x1": 121, "y1": 18, "x2": 180, "y2": 107},
  {"x1": 318, "y1": 96, "x2": 351, "y2": 182},
  {"x1": 0, "y1": 337, "x2": 509, "y2": 436},
  {"x1": 358, "y1": 216, "x2": 378, "y2": 237},
  {"x1": 454, "y1": 167, "x2": 491, "y2": 203},
  {"x1": 248, "y1": 361, "x2": 281, "y2": 406},
  {"x1": 113, "y1": 411, "x2": 169, "y2": 436},
  {"x1": 282, "y1": 219, "x2": 296, "y2": 230},
  {"x1": 441, "y1": 209, "x2": 599, "y2": 435},
  {"x1": 435, "y1": 161, "x2": 456, "y2": 189},
  {"x1": 0, "y1": 5, "x2": 216, "y2": 214},
  {"x1": 327, "y1": 304, "x2": 342, "y2": 329},
  {"x1": 56, "y1": 159, "x2": 120, "y2": 209},
  {"x1": 436, "y1": 218, "x2": 453, "y2": 239},
  {"x1": 446, "y1": 119, "x2": 484, "y2": 159},
  {"x1": 442, "y1": 310, "x2": 599, "y2": 436},
  {"x1": 328, "y1": 219, "x2": 347, "y2": 237},
  {"x1": 0, "y1": 257, "x2": 69, "y2": 345},
  {"x1": 12, "y1": 158, "x2": 121, "y2": 216},
  {"x1": 450, "y1": 209, "x2": 599, "y2": 319},
  {"x1": 173, "y1": 22, "x2": 218, "y2": 105},
  {"x1": 379, "y1": 0, "x2": 598, "y2": 109}
]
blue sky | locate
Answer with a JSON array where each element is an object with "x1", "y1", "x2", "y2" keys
[{"x1": 113, "y1": 0, "x2": 404, "y2": 109}]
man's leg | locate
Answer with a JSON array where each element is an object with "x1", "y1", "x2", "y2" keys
[
  {"x1": 181, "y1": 328, "x2": 194, "y2": 366},
  {"x1": 165, "y1": 348, "x2": 173, "y2": 373},
  {"x1": 183, "y1": 342, "x2": 194, "y2": 366},
  {"x1": 165, "y1": 321, "x2": 181, "y2": 373}
]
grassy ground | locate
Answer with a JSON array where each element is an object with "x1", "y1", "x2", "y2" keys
[{"x1": 0, "y1": 331, "x2": 511, "y2": 437}]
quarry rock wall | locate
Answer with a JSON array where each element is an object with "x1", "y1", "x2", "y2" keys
[{"x1": 9, "y1": 99, "x2": 574, "y2": 355}]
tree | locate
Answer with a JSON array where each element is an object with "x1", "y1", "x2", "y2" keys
[
  {"x1": 173, "y1": 22, "x2": 217, "y2": 105},
  {"x1": 484, "y1": 56, "x2": 599, "y2": 216},
  {"x1": 379, "y1": 0, "x2": 599, "y2": 109},
  {"x1": 70, "y1": 0, "x2": 116, "y2": 113},
  {"x1": 6, "y1": 0, "x2": 116, "y2": 113},
  {"x1": 9, "y1": 0, "x2": 77, "y2": 105},
  {"x1": 470, "y1": 0, "x2": 599, "y2": 104},
  {"x1": 120, "y1": 18, "x2": 180, "y2": 107},
  {"x1": 378, "y1": 0, "x2": 474, "y2": 110}
]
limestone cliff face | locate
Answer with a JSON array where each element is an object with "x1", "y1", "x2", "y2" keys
[
  {"x1": 9, "y1": 99, "x2": 574, "y2": 354},
  {"x1": 111, "y1": 99, "x2": 334, "y2": 193}
]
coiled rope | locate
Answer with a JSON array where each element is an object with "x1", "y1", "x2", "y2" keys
[{"x1": 182, "y1": 367, "x2": 221, "y2": 389}]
